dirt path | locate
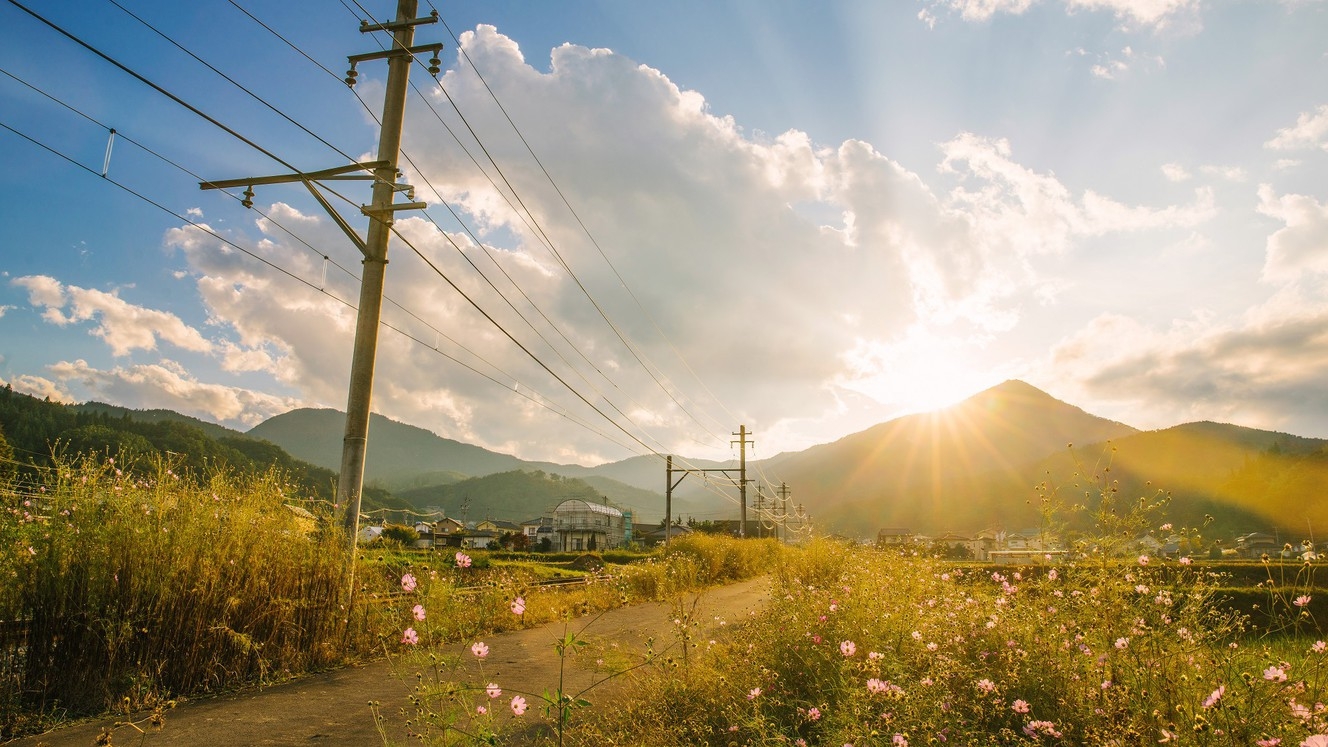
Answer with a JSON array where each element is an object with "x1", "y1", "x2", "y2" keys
[{"x1": 10, "y1": 577, "x2": 769, "y2": 747}]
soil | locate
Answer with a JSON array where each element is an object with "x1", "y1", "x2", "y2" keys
[{"x1": 8, "y1": 576, "x2": 770, "y2": 747}]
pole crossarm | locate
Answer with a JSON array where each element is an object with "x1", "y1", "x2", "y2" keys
[
  {"x1": 198, "y1": 160, "x2": 389, "y2": 191},
  {"x1": 347, "y1": 42, "x2": 444, "y2": 65}
]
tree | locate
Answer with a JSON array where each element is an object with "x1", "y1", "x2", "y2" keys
[{"x1": 0, "y1": 422, "x2": 13, "y2": 479}]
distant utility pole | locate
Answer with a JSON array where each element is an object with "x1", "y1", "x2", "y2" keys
[
  {"x1": 201, "y1": 1, "x2": 441, "y2": 549},
  {"x1": 663, "y1": 426, "x2": 754, "y2": 545},
  {"x1": 732, "y1": 425, "x2": 752, "y2": 537}
]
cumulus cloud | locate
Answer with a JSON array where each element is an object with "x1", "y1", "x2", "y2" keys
[
  {"x1": 3, "y1": 373, "x2": 75, "y2": 404},
  {"x1": 43, "y1": 358, "x2": 301, "y2": 428},
  {"x1": 137, "y1": 26, "x2": 1218, "y2": 462},
  {"x1": 1048, "y1": 292, "x2": 1328, "y2": 436},
  {"x1": 11, "y1": 276, "x2": 213, "y2": 357},
  {"x1": 1257, "y1": 185, "x2": 1328, "y2": 282},
  {"x1": 1161, "y1": 162, "x2": 1191, "y2": 182},
  {"x1": 1266, "y1": 104, "x2": 1328, "y2": 152},
  {"x1": 1044, "y1": 182, "x2": 1328, "y2": 437}
]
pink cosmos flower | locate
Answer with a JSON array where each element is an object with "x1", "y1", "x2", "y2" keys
[
  {"x1": 1047, "y1": 569, "x2": 1058, "y2": 581},
  {"x1": 412, "y1": 604, "x2": 426, "y2": 621},
  {"x1": 1179, "y1": 556, "x2": 1193, "y2": 565},
  {"x1": 401, "y1": 627, "x2": 419, "y2": 645},
  {"x1": 840, "y1": 640, "x2": 857, "y2": 657},
  {"x1": 869, "y1": 651, "x2": 884, "y2": 661},
  {"x1": 976, "y1": 678, "x2": 996, "y2": 694},
  {"x1": 455, "y1": 552, "x2": 472, "y2": 569},
  {"x1": 1203, "y1": 685, "x2": 1225, "y2": 708},
  {"x1": 1302, "y1": 737, "x2": 1328, "y2": 747},
  {"x1": 486, "y1": 682, "x2": 502, "y2": 698},
  {"x1": 1138, "y1": 555, "x2": 1150, "y2": 566},
  {"x1": 472, "y1": 641, "x2": 489, "y2": 658},
  {"x1": 511, "y1": 597, "x2": 526, "y2": 615},
  {"x1": 1264, "y1": 666, "x2": 1288, "y2": 682},
  {"x1": 1012, "y1": 699, "x2": 1030, "y2": 713},
  {"x1": 807, "y1": 707, "x2": 822, "y2": 721},
  {"x1": 1296, "y1": 595, "x2": 1313, "y2": 607},
  {"x1": 893, "y1": 735, "x2": 908, "y2": 747},
  {"x1": 401, "y1": 573, "x2": 417, "y2": 592},
  {"x1": 510, "y1": 695, "x2": 527, "y2": 716},
  {"x1": 1023, "y1": 721, "x2": 1063, "y2": 739},
  {"x1": 1255, "y1": 739, "x2": 1281, "y2": 746},
  {"x1": 748, "y1": 687, "x2": 761, "y2": 700},
  {"x1": 1115, "y1": 637, "x2": 1129, "y2": 650},
  {"x1": 1313, "y1": 641, "x2": 1327, "y2": 654}
]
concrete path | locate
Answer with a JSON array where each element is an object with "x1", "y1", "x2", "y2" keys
[{"x1": 9, "y1": 577, "x2": 769, "y2": 747}]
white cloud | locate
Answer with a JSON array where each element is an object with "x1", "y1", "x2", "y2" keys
[
  {"x1": 2, "y1": 373, "x2": 75, "y2": 404},
  {"x1": 1199, "y1": 165, "x2": 1246, "y2": 182},
  {"x1": 1047, "y1": 289, "x2": 1328, "y2": 436},
  {"x1": 1266, "y1": 104, "x2": 1328, "y2": 152},
  {"x1": 1064, "y1": 0, "x2": 1200, "y2": 28},
  {"x1": 1161, "y1": 162, "x2": 1191, "y2": 182},
  {"x1": 1257, "y1": 185, "x2": 1328, "y2": 282},
  {"x1": 11, "y1": 276, "x2": 213, "y2": 357},
  {"x1": 130, "y1": 27, "x2": 1229, "y2": 462},
  {"x1": 922, "y1": 0, "x2": 1200, "y2": 28},
  {"x1": 44, "y1": 358, "x2": 301, "y2": 428}
]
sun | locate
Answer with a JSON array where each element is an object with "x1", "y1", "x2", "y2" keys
[{"x1": 840, "y1": 329, "x2": 995, "y2": 415}]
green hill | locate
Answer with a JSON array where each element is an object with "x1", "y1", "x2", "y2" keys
[{"x1": 0, "y1": 385, "x2": 406, "y2": 514}]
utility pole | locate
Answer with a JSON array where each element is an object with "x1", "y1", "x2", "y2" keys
[
  {"x1": 731, "y1": 425, "x2": 752, "y2": 537},
  {"x1": 336, "y1": 0, "x2": 439, "y2": 544},
  {"x1": 202, "y1": 2, "x2": 441, "y2": 548}
]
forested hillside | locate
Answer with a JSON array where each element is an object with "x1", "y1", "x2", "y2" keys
[{"x1": 0, "y1": 386, "x2": 404, "y2": 512}]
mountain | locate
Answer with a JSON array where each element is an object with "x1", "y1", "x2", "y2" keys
[
  {"x1": 761, "y1": 380, "x2": 1138, "y2": 530},
  {"x1": 242, "y1": 380, "x2": 1328, "y2": 540},
  {"x1": 1034, "y1": 422, "x2": 1328, "y2": 538},
  {"x1": 247, "y1": 408, "x2": 560, "y2": 482}
]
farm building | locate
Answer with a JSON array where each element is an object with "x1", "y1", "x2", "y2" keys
[{"x1": 551, "y1": 498, "x2": 626, "y2": 552}]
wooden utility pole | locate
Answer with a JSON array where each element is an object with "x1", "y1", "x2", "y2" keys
[
  {"x1": 202, "y1": 1, "x2": 441, "y2": 548},
  {"x1": 337, "y1": 0, "x2": 434, "y2": 543}
]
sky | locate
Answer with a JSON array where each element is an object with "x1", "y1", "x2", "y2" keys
[{"x1": 1, "y1": 0, "x2": 1326, "y2": 467}]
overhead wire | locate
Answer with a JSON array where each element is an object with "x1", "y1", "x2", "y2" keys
[
  {"x1": 321, "y1": 3, "x2": 737, "y2": 471},
  {"x1": 9, "y1": 0, "x2": 752, "y2": 511},
  {"x1": 411, "y1": 31, "x2": 730, "y2": 450},
  {"x1": 232, "y1": 0, "x2": 683, "y2": 463},
  {"x1": 429, "y1": 4, "x2": 741, "y2": 439},
  {"x1": 0, "y1": 68, "x2": 647, "y2": 458},
  {"x1": 19, "y1": 1, "x2": 648, "y2": 455}
]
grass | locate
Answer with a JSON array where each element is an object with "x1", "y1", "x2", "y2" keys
[
  {"x1": 9, "y1": 453, "x2": 1328, "y2": 745},
  {"x1": 0, "y1": 454, "x2": 781, "y2": 740}
]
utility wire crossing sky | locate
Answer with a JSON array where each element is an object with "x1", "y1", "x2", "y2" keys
[{"x1": 1, "y1": 0, "x2": 1326, "y2": 466}]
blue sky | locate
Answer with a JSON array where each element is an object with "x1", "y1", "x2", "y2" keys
[{"x1": 1, "y1": 0, "x2": 1326, "y2": 466}]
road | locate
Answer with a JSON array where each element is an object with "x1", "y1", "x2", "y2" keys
[{"x1": 9, "y1": 576, "x2": 769, "y2": 747}]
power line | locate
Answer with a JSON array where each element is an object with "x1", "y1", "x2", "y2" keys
[{"x1": 8, "y1": 1, "x2": 754, "y2": 506}]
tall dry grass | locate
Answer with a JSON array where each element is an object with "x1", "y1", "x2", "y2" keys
[{"x1": 0, "y1": 455, "x2": 378, "y2": 737}]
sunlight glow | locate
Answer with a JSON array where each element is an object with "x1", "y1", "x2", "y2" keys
[{"x1": 837, "y1": 328, "x2": 995, "y2": 415}]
